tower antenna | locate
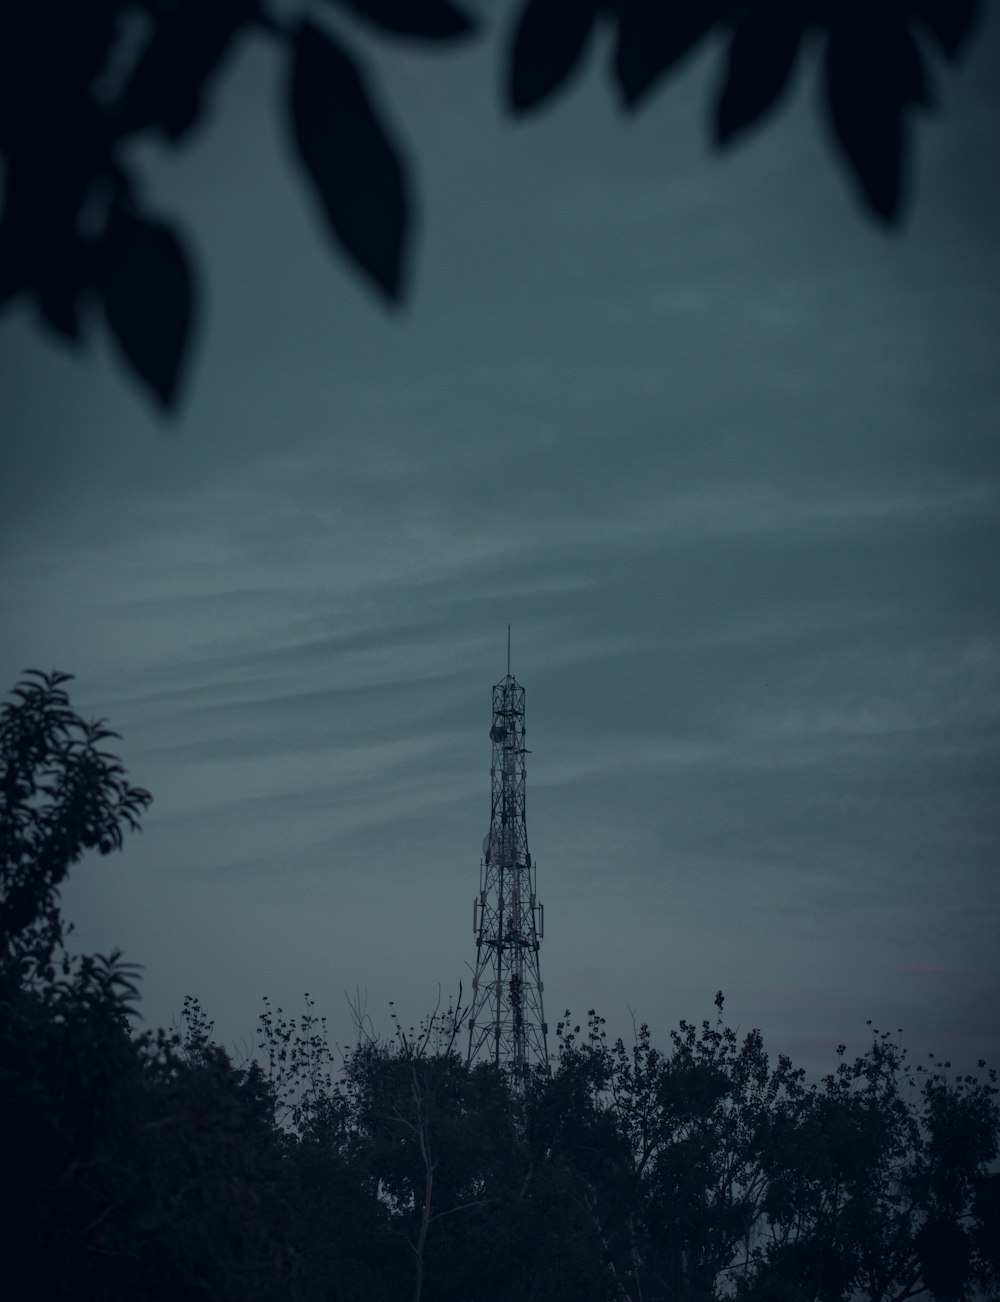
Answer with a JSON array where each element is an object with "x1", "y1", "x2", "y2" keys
[{"x1": 468, "y1": 646, "x2": 548, "y2": 1082}]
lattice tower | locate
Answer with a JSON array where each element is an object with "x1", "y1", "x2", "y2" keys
[{"x1": 467, "y1": 653, "x2": 548, "y2": 1080}]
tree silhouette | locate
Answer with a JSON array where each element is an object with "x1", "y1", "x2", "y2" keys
[
  {"x1": 0, "y1": 669, "x2": 151, "y2": 982},
  {"x1": 1, "y1": 666, "x2": 997, "y2": 1302},
  {"x1": 0, "y1": 1, "x2": 982, "y2": 410}
]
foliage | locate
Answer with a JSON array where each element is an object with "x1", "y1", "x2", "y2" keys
[
  {"x1": 0, "y1": 0, "x2": 475, "y2": 409},
  {"x1": 0, "y1": 669, "x2": 150, "y2": 980},
  {"x1": 1, "y1": 972, "x2": 298, "y2": 1301},
  {"x1": 6, "y1": 973, "x2": 998, "y2": 1301},
  {"x1": 753, "y1": 1027, "x2": 1000, "y2": 1302},
  {"x1": 508, "y1": 0, "x2": 978, "y2": 224},
  {"x1": 0, "y1": 1, "x2": 982, "y2": 408}
]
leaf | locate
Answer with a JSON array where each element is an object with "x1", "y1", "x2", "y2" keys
[
  {"x1": 96, "y1": 202, "x2": 194, "y2": 409},
  {"x1": 325, "y1": 0, "x2": 475, "y2": 41},
  {"x1": 507, "y1": 0, "x2": 602, "y2": 113},
  {"x1": 0, "y1": 198, "x2": 31, "y2": 307},
  {"x1": 908, "y1": 0, "x2": 980, "y2": 60},
  {"x1": 613, "y1": 0, "x2": 722, "y2": 110},
  {"x1": 714, "y1": 2, "x2": 806, "y2": 145},
  {"x1": 823, "y1": 18, "x2": 910, "y2": 223},
  {"x1": 115, "y1": 0, "x2": 255, "y2": 142},
  {"x1": 895, "y1": 25, "x2": 933, "y2": 108},
  {"x1": 39, "y1": 275, "x2": 84, "y2": 343},
  {"x1": 290, "y1": 22, "x2": 409, "y2": 301},
  {"x1": 1, "y1": 156, "x2": 91, "y2": 339}
]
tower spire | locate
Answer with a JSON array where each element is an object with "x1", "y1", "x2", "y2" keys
[{"x1": 467, "y1": 647, "x2": 548, "y2": 1080}]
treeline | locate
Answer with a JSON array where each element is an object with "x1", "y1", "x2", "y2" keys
[{"x1": 2, "y1": 672, "x2": 999, "y2": 1302}]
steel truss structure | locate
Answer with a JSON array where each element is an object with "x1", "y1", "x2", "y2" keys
[{"x1": 467, "y1": 663, "x2": 548, "y2": 1080}]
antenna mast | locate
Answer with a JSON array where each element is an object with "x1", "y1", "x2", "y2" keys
[{"x1": 468, "y1": 642, "x2": 548, "y2": 1081}]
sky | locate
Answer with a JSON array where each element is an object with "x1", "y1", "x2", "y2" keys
[{"x1": 2, "y1": 6, "x2": 998, "y2": 1078}]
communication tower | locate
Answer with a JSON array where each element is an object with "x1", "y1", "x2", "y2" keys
[{"x1": 467, "y1": 634, "x2": 548, "y2": 1079}]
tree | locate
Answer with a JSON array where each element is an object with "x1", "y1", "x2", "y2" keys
[
  {"x1": 0, "y1": 1, "x2": 983, "y2": 409},
  {"x1": 752, "y1": 1027, "x2": 1000, "y2": 1302},
  {"x1": 523, "y1": 998, "x2": 1000, "y2": 1302},
  {"x1": 0, "y1": 668, "x2": 151, "y2": 981},
  {"x1": 528, "y1": 999, "x2": 808, "y2": 1301},
  {"x1": 0, "y1": 669, "x2": 301, "y2": 1300},
  {"x1": 1, "y1": 973, "x2": 302, "y2": 1301},
  {"x1": 337, "y1": 996, "x2": 525, "y2": 1302}
]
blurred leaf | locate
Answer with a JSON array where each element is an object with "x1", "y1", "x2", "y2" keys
[
  {"x1": 96, "y1": 202, "x2": 194, "y2": 408},
  {"x1": 714, "y1": 2, "x2": 806, "y2": 145},
  {"x1": 508, "y1": 0, "x2": 602, "y2": 113},
  {"x1": 824, "y1": 17, "x2": 911, "y2": 222},
  {"x1": 909, "y1": 0, "x2": 980, "y2": 60},
  {"x1": 115, "y1": 0, "x2": 254, "y2": 142},
  {"x1": 613, "y1": 0, "x2": 723, "y2": 109},
  {"x1": 0, "y1": 149, "x2": 96, "y2": 340},
  {"x1": 290, "y1": 22, "x2": 409, "y2": 301},
  {"x1": 38, "y1": 282, "x2": 83, "y2": 342},
  {"x1": 896, "y1": 24, "x2": 934, "y2": 107},
  {"x1": 325, "y1": 0, "x2": 475, "y2": 40}
]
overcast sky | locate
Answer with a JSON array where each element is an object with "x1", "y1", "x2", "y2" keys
[{"x1": 2, "y1": 6, "x2": 998, "y2": 1077}]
